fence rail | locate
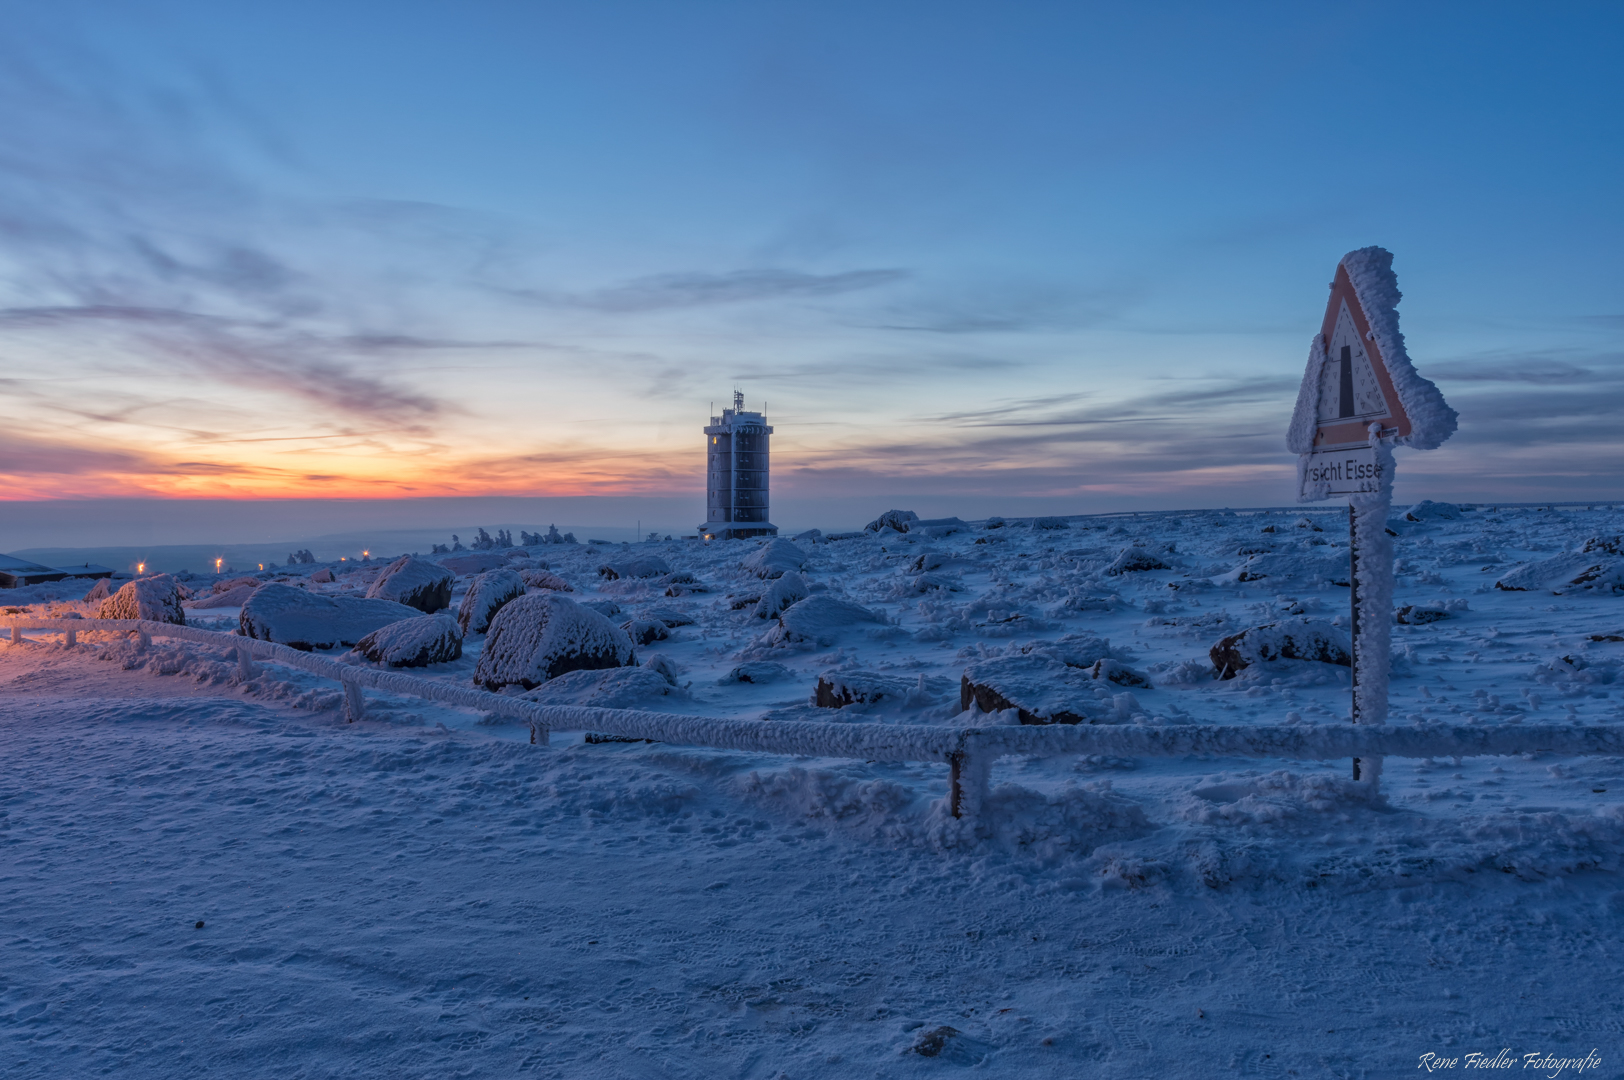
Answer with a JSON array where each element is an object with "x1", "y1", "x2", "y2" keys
[{"x1": 7, "y1": 617, "x2": 1623, "y2": 823}]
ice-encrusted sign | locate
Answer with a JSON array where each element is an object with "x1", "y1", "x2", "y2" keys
[{"x1": 1288, "y1": 247, "x2": 1456, "y2": 501}]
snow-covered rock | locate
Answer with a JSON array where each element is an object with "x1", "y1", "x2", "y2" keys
[
  {"x1": 354, "y1": 614, "x2": 463, "y2": 668},
  {"x1": 212, "y1": 576, "x2": 261, "y2": 595},
  {"x1": 1496, "y1": 551, "x2": 1624, "y2": 594},
  {"x1": 310, "y1": 568, "x2": 335, "y2": 583},
  {"x1": 959, "y1": 655, "x2": 1112, "y2": 725},
  {"x1": 741, "y1": 539, "x2": 808, "y2": 579},
  {"x1": 456, "y1": 569, "x2": 526, "y2": 634},
  {"x1": 1404, "y1": 500, "x2": 1462, "y2": 522},
  {"x1": 765, "y1": 594, "x2": 881, "y2": 647},
  {"x1": 814, "y1": 670, "x2": 913, "y2": 709},
  {"x1": 473, "y1": 593, "x2": 636, "y2": 690},
  {"x1": 185, "y1": 584, "x2": 258, "y2": 610},
  {"x1": 520, "y1": 666, "x2": 684, "y2": 709},
  {"x1": 97, "y1": 575, "x2": 187, "y2": 625},
  {"x1": 753, "y1": 572, "x2": 808, "y2": 618},
  {"x1": 621, "y1": 619, "x2": 669, "y2": 646},
  {"x1": 1209, "y1": 618, "x2": 1352, "y2": 680},
  {"x1": 82, "y1": 578, "x2": 120, "y2": 603},
  {"x1": 863, "y1": 509, "x2": 918, "y2": 533},
  {"x1": 240, "y1": 584, "x2": 423, "y2": 651},
  {"x1": 1105, "y1": 547, "x2": 1170, "y2": 575},
  {"x1": 1020, "y1": 631, "x2": 1115, "y2": 669},
  {"x1": 720, "y1": 661, "x2": 793, "y2": 684},
  {"x1": 596, "y1": 555, "x2": 671, "y2": 580},
  {"x1": 1222, "y1": 551, "x2": 1349, "y2": 587},
  {"x1": 1032, "y1": 516, "x2": 1070, "y2": 531},
  {"x1": 439, "y1": 552, "x2": 510, "y2": 577},
  {"x1": 366, "y1": 556, "x2": 454, "y2": 613},
  {"x1": 519, "y1": 569, "x2": 572, "y2": 591}
]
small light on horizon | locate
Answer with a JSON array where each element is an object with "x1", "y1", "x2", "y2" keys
[
  {"x1": 215, "y1": 557, "x2": 223, "y2": 573},
  {"x1": 136, "y1": 562, "x2": 145, "y2": 574}
]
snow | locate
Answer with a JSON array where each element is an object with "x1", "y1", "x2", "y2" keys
[
  {"x1": 365, "y1": 555, "x2": 455, "y2": 613},
  {"x1": 96, "y1": 574, "x2": 186, "y2": 625},
  {"x1": 740, "y1": 537, "x2": 809, "y2": 579},
  {"x1": 472, "y1": 592, "x2": 636, "y2": 690},
  {"x1": 352, "y1": 612, "x2": 464, "y2": 668},
  {"x1": 455, "y1": 568, "x2": 526, "y2": 633},
  {"x1": 240, "y1": 583, "x2": 425, "y2": 651},
  {"x1": 7, "y1": 502, "x2": 1624, "y2": 1074}
]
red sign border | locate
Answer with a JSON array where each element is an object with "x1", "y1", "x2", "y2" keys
[{"x1": 1312, "y1": 262, "x2": 1413, "y2": 449}]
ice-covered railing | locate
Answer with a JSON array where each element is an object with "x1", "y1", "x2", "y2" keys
[{"x1": 8, "y1": 617, "x2": 1624, "y2": 823}]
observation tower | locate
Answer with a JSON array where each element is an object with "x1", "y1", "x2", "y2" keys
[{"x1": 699, "y1": 391, "x2": 778, "y2": 540}]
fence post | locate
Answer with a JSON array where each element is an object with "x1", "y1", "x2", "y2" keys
[
  {"x1": 948, "y1": 733, "x2": 992, "y2": 823},
  {"x1": 236, "y1": 640, "x2": 258, "y2": 680},
  {"x1": 65, "y1": 628, "x2": 77, "y2": 647},
  {"x1": 8, "y1": 626, "x2": 19, "y2": 647},
  {"x1": 136, "y1": 627, "x2": 151, "y2": 651},
  {"x1": 529, "y1": 722, "x2": 550, "y2": 747},
  {"x1": 342, "y1": 676, "x2": 365, "y2": 722}
]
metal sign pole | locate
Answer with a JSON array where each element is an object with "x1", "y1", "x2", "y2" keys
[{"x1": 1349, "y1": 502, "x2": 1362, "y2": 779}]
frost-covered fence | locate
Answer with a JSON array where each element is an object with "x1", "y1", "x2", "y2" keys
[{"x1": 8, "y1": 617, "x2": 1624, "y2": 823}]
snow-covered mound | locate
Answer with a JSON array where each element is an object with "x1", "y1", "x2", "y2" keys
[
  {"x1": 81, "y1": 577, "x2": 119, "y2": 602},
  {"x1": 753, "y1": 571, "x2": 808, "y2": 618},
  {"x1": 765, "y1": 594, "x2": 881, "y2": 647},
  {"x1": 864, "y1": 508, "x2": 919, "y2": 533},
  {"x1": 814, "y1": 669, "x2": 914, "y2": 709},
  {"x1": 439, "y1": 552, "x2": 510, "y2": 576},
  {"x1": 596, "y1": 554, "x2": 671, "y2": 580},
  {"x1": 185, "y1": 583, "x2": 259, "y2": 610},
  {"x1": 354, "y1": 613, "x2": 463, "y2": 668},
  {"x1": 1496, "y1": 549, "x2": 1624, "y2": 594},
  {"x1": 1104, "y1": 546, "x2": 1169, "y2": 575},
  {"x1": 741, "y1": 538, "x2": 808, "y2": 579},
  {"x1": 1221, "y1": 551, "x2": 1349, "y2": 587},
  {"x1": 473, "y1": 593, "x2": 635, "y2": 690},
  {"x1": 1210, "y1": 618, "x2": 1351, "y2": 679},
  {"x1": 519, "y1": 568, "x2": 572, "y2": 591},
  {"x1": 456, "y1": 568, "x2": 526, "y2": 634},
  {"x1": 97, "y1": 575, "x2": 186, "y2": 625},
  {"x1": 240, "y1": 583, "x2": 424, "y2": 651},
  {"x1": 521, "y1": 666, "x2": 685, "y2": 708},
  {"x1": 366, "y1": 556, "x2": 454, "y2": 613},
  {"x1": 959, "y1": 654, "x2": 1116, "y2": 724},
  {"x1": 1404, "y1": 499, "x2": 1462, "y2": 522}
]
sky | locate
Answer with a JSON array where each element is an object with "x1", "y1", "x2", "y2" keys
[{"x1": 1, "y1": 1, "x2": 1621, "y2": 544}]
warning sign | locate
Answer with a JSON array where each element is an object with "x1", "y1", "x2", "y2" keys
[{"x1": 1307, "y1": 264, "x2": 1411, "y2": 452}]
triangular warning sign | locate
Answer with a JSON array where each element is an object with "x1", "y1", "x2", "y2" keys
[
  {"x1": 1309, "y1": 263, "x2": 1410, "y2": 450},
  {"x1": 1288, "y1": 247, "x2": 1457, "y2": 502}
]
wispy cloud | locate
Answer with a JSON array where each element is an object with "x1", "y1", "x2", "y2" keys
[{"x1": 503, "y1": 267, "x2": 909, "y2": 313}]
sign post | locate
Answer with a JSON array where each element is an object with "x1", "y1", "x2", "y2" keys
[{"x1": 1287, "y1": 248, "x2": 1456, "y2": 784}]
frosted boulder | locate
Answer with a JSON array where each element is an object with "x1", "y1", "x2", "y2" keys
[
  {"x1": 720, "y1": 661, "x2": 793, "y2": 684},
  {"x1": 1210, "y1": 618, "x2": 1351, "y2": 680},
  {"x1": 1404, "y1": 500, "x2": 1462, "y2": 522},
  {"x1": 354, "y1": 613, "x2": 463, "y2": 667},
  {"x1": 473, "y1": 593, "x2": 635, "y2": 691},
  {"x1": 82, "y1": 578, "x2": 120, "y2": 603},
  {"x1": 864, "y1": 509, "x2": 918, "y2": 533},
  {"x1": 1032, "y1": 516, "x2": 1070, "y2": 530},
  {"x1": 519, "y1": 569, "x2": 572, "y2": 591},
  {"x1": 596, "y1": 555, "x2": 671, "y2": 580},
  {"x1": 753, "y1": 571, "x2": 808, "y2": 618},
  {"x1": 213, "y1": 575, "x2": 261, "y2": 595},
  {"x1": 765, "y1": 594, "x2": 881, "y2": 647},
  {"x1": 1105, "y1": 547, "x2": 1171, "y2": 575},
  {"x1": 240, "y1": 583, "x2": 423, "y2": 651},
  {"x1": 1021, "y1": 631, "x2": 1115, "y2": 669},
  {"x1": 741, "y1": 539, "x2": 808, "y2": 579},
  {"x1": 1223, "y1": 552, "x2": 1349, "y2": 587},
  {"x1": 366, "y1": 556, "x2": 454, "y2": 613},
  {"x1": 959, "y1": 655, "x2": 1110, "y2": 725},
  {"x1": 440, "y1": 552, "x2": 509, "y2": 576},
  {"x1": 521, "y1": 666, "x2": 684, "y2": 709},
  {"x1": 815, "y1": 670, "x2": 913, "y2": 709},
  {"x1": 457, "y1": 569, "x2": 526, "y2": 634},
  {"x1": 621, "y1": 619, "x2": 669, "y2": 646},
  {"x1": 310, "y1": 568, "x2": 335, "y2": 583},
  {"x1": 98, "y1": 575, "x2": 187, "y2": 625}
]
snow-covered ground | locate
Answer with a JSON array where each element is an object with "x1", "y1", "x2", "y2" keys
[{"x1": 5, "y1": 504, "x2": 1624, "y2": 1076}]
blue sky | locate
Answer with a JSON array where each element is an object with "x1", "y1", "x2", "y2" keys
[{"x1": 1, "y1": 1, "x2": 1620, "y2": 539}]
